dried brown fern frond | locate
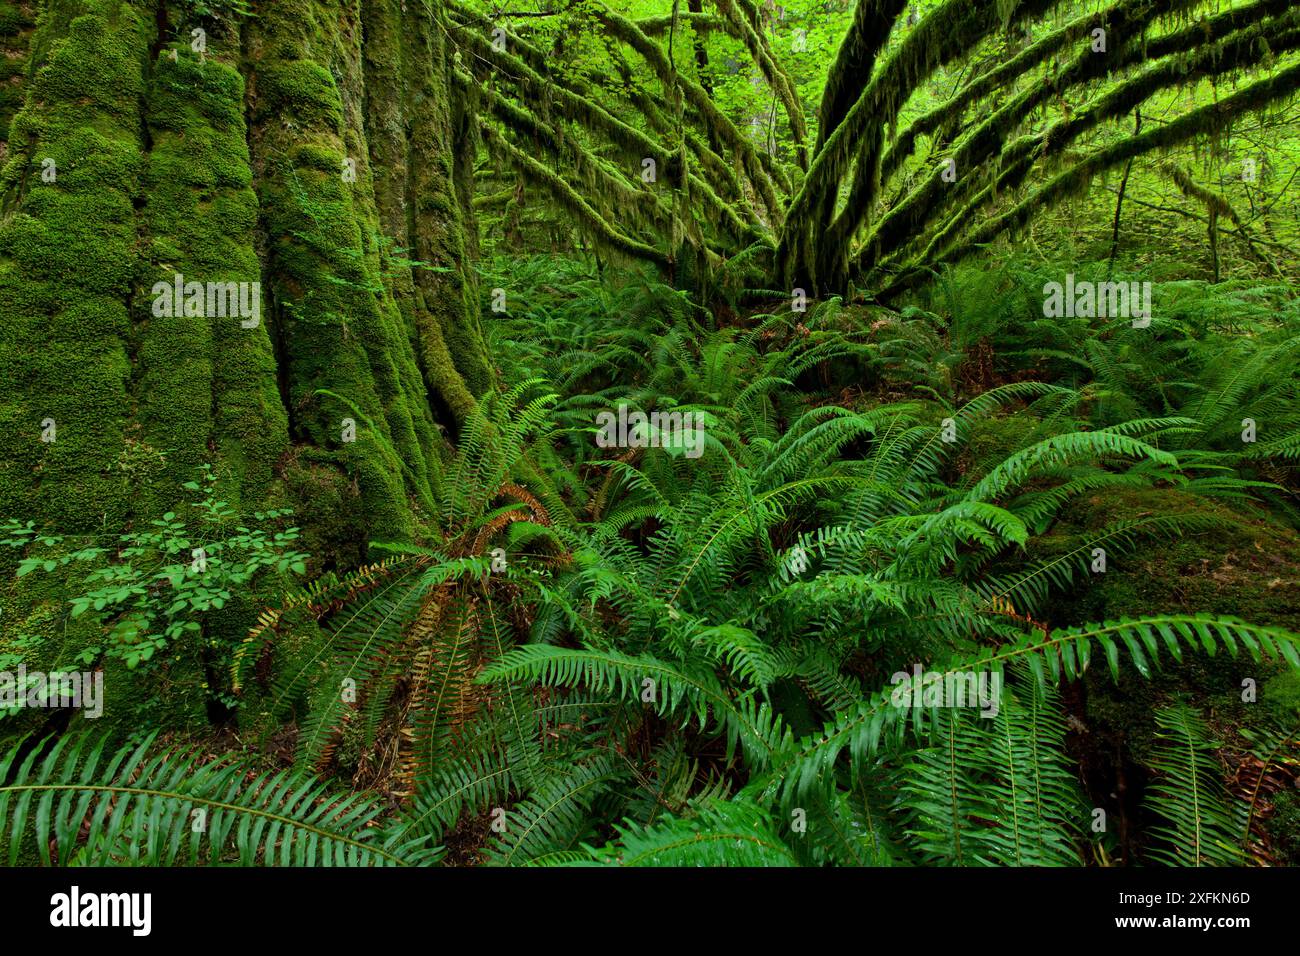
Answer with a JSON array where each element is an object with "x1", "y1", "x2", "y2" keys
[{"x1": 231, "y1": 556, "x2": 410, "y2": 691}]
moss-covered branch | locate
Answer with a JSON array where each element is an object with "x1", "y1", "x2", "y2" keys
[
  {"x1": 709, "y1": 0, "x2": 807, "y2": 170},
  {"x1": 590, "y1": 2, "x2": 783, "y2": 221},
  {"x1": 879, "y1": 13, "x2": 1300, "y2": 283},
  {"x1": 876, "y1": 58, "x2": 1300, "y2": 297},
  {"x1": 459, "y1": 68, "x2": 674, "y2": 231},
  {"x1": 1158, "y1": 163, "x2": 1284, "y2": 277},
  {"x1": 859, "y1": 0, "x2": 1258, "y2": 273},
  {"x1": 637, "y1": 12, "x2": 729, "y2": 36},
  {"x1": 478, "y1": 122, "x2": 671, "y2": 269},
  {"x1": 876, "y1": 0, "x2": 1208, "y2": 186},
  {"x1": 815, "y1": 0, "x2": 909, "y2": 152},
  {"x1": 778, "y1": 0, "x2": 1059, "y2": 290}
]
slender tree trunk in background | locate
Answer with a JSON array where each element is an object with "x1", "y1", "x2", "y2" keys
[
  {"x1": 687, "y1": 0, "x2": 712, "y2": 93},
  {"x1": 1208, "y1": 209, "x2": 1220, "y2": 282},
  {"x1": 1107, "y1": 109, "x2": 1140, "y2": 277},
  {"x1": 0, "y1": 0, "x2": 489, "y2": 559}
]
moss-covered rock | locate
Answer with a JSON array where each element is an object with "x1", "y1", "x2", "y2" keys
[
  {"x1": 1039, "y1": 485, "x2": 1300, "y2": 845},
  {"x1": 1048, "y1": 486, "x2": 1300, "y2": 633}
]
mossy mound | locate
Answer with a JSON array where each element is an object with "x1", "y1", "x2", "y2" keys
[
  {"x1": 1038, "y1": 486, "x2": 1300, "y2": 857},
  {"x1": 1048, "y1": 486, "x2": 1300, "y2": 634}
]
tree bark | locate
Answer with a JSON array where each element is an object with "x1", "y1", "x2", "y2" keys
[
  {"x1": 0, "y1": 0, "x2": 489, "y2": 559},
  {"x1": 1107, "y1": 109, "x2": 1141, "y2": 276}
]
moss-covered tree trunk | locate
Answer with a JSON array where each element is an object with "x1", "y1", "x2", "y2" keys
[{"x1": 0, "y1": 0, "x2": 490, "y2": 557}]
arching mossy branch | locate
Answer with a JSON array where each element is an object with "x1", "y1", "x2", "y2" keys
[
  {"x1": 458, "y1": 69, "x2": 674, "y2": 234},
  {"x1": 864, "y1": 0, "x2": 1298, "y2": 277},
  {"x1": 637, "y1": 11, "x2": 729, "y2": 36},
  {"x1": 778, "y1": 0, "x2": 1060, "y2": 290},
  {"x1": 591, "y1": 2, "x2": 786, "y2": 222},
  {"x1": 710, "y1": 0, "x2": 807, "y2": 170},
  {"x1": 816, "y1": 0, "x2": 910, "y2": 152},
  {"x1": 876, "y1": 57, "x2": 1300, "y2": 297},
  {"x1": 479, "y1": 122, "x2": 672, "y2": 269},
  {"x1": 876, "y1": 0, "x2": 1208, "y2": 185}
]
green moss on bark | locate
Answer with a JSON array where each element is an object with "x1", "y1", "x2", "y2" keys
[
  {"x1": 246, "y1": 0, "x2": 455, "y2": 544},
  {"x1": 0, "y1": 2, "x2": 36, "y2": 151},
  {"x1": 138, "y1": 49, "x2": 289, "y2": 514},
  {"x1": 0, "y1": 1, "x2": 152, "y2": 531}
]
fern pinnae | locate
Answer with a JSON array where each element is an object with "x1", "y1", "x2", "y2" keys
[{"x1": 0, "y1": 734, "x2": 430, "y2": 867}]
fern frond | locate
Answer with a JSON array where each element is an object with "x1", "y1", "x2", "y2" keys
[
  {"x1": 1144, "y1": 705, "x2": 1246, "y2": 867},
  {"x1": 0, "y1": 734, "x2": 438, "y2": 867},
  {"x1": 557, "y1": 795, "x2": 797, "y2": 866}
]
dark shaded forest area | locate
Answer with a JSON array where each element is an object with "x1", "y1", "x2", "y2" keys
[{"x1": 0, "y1": 0, "x2": 1298, "y2": 876}]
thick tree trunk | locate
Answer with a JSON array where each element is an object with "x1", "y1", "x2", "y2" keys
[{"x1": 0, "y1": 0, "x2": 489, "y2": 556}]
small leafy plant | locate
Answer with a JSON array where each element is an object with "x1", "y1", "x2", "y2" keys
[{"x1": 1, "y1": 466, "x2": 309, "y2": 670}]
